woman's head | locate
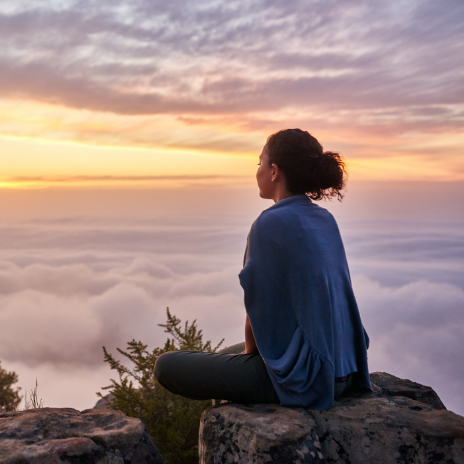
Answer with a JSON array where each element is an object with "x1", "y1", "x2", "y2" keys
[{"x1": 263, "y1": 129, "x2": 346, "y2": 201}]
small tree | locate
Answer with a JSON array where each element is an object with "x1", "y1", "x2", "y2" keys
[
  {"x1": 100, "y1": 308, "x2": 224, "y2": 464},
  {"x1": 0, "y1": 361, "x2": 21, "y2": 411}
]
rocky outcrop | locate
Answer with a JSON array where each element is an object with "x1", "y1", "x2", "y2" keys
[
  {"x1": 369, "y1": 371, "x2": 446, "y2": 410},
  {"x1": 199, "y1": 372, "x2": 464, "y2": 464},
  {"x1": 200, "y1": 403, "x2": 324, "y2": 463},
  {"x1": 93, "y1": 393, "x2": 115, "y2": 410},
  {"x1": 0, "y1": 407, "x2": 162, "y2": 464}
]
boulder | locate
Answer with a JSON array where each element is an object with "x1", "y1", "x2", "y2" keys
[
  {"x1": 199, "y1": 372, "x2": 464, "y2": 464},
  {"x1": 93, "y1": 393, "x2": 115, "y2": 410},
  {"x1": 200, "y1": 403, "x2": 324, "y2": 463},
  {"x1": 369, "y1": 372, "x2": 447, "y2": 410},
  {"x1": 0, "y1": 407, "x2": 162, "y2": 464}
]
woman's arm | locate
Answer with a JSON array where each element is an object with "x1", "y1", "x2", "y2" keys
[{"x1": 244, "y1": 314, "x2": 259, "y2": 354}]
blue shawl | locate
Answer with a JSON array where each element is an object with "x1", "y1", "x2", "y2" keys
[{"x1": 239, "y1": 195, "x2": 371, "y2": 409}]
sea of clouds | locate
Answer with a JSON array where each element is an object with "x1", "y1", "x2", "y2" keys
[{"x1": 0, "y1": 182, "x2": 463, "y2": 414}]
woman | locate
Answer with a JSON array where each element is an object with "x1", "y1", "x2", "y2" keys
[{"x1": 155, "y1": 129, "x2": 371, "y2": 409}]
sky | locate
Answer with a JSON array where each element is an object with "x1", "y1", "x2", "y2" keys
[
  {"x1": 0, "y1": 0, "x2": 463, "y2": 183},
  {"x1": 0, "y1": 0, "x2": 463, "y2": 415}
]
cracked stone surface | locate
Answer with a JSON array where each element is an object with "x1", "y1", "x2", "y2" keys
[
  {"x1": 199, "y1": 403, "x2": 324, "y2": 463},
  {"x1": 0, "y1": 407, "x2": 162, "y2": 464},
  {"x1": 199, "y1": 372, "x2": 464, "y2": 464}
]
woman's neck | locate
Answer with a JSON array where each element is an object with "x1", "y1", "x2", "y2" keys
[{"x1": 272, "y1": 185, "x2": 295, "y2": 203}]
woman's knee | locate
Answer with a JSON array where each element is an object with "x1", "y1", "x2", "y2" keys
[
  {"x1": 217, "y1": 341, "x2": 245, "y2": 355},
  {"x1": 154, "y1": 351, "x2": 179, "y2": 386}
]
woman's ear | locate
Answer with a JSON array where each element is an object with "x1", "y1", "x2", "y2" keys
[{"x1": 271, "y1": 163, "x2": 279, "y2": 182}]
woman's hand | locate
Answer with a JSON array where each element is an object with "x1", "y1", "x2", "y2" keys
[{"x1": 244, "y1": 314, "x2": 259, "y2": 354}]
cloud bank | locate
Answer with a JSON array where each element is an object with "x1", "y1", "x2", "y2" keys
[
  {"x1": 0, "y1": 260, "x2": 243, "y2": 366},
  {"x1": 355, "y1": 276, "x2": 464, "y2": 411},
  {"x1": 0, "y1": 184, "x2": 463, "y2": 413}
]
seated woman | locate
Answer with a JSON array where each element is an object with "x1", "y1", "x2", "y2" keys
[{"x1": 155, "y1": 129, "x2": 371, "y2": 409}]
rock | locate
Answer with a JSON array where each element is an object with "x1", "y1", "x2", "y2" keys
[
  {"x1": 199, "y1": 372, "x2": 464, "y2": 464},
  {"x1": 199, "y1": 403, "x2": 324, "y2": 464},
  {"x1": 309, "y1": 393, "x2": 463, "y2": 463},
  {"x1": 93, "y1": 393, "x2": 115, "y2": 410},
  {"x1": 0, "y1": 407, "x2": 163, "y2": 464},
  {"x1": 369, "y1": 372, "x2": 447, "y2": 410}
]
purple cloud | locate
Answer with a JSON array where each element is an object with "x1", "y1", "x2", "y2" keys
[{"x1": 0, "y1": 0, "x2": 462, "y2": 136}]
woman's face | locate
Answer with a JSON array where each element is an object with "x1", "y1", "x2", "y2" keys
[{"x1": 256, "y1": 145, "x2": 275, "y2": 199}]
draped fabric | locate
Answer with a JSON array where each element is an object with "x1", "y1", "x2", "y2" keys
[{"x1": 239, "y1": 195, "x2": 371, "y2": 409}]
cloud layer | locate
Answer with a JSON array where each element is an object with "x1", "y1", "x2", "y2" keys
[
  {"x1": 0, "y1": 183, "x2": 463, "y2": 413},
  {"x1": 355, "y1": 275, "x2": 464, "y2": 412},
  {"x1": 0, "y1": 262, "x2": 243, "y2": 365}
]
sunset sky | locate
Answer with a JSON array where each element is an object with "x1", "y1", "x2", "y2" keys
[
  {"x1": 1, "y1": 0, "x2": 463, "y2": 185},
  {"x1": 0, "y1": 0, "x2": 463, "y2": 416}
]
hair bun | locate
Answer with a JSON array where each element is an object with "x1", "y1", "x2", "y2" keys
[{"x1": 266, "y1": 129, "x2": 346, "y2": 201}]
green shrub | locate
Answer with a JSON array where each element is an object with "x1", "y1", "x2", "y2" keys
[
  {"x1": 0, "y1": 361, "x2": 21, "y2": 411},
  {"x1": 100, "y1": 308, "x2": 224, "y2": 464}
]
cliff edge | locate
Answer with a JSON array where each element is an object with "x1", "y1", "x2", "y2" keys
[
  {"x1": 199, "y1": 372, "x2": 464, "y2": 464},
  {"x1": 0, "y1": 407, "x2": 162, "y2": 464}
]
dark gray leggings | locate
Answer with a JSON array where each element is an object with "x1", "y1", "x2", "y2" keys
[
  {"x1": 154, "y1": 342, "x2": 350, "y2": 404},
  {"x1": 154, "y1": 342, "x2": 280, "y2": 404}
]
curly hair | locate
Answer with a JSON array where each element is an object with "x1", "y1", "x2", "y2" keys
[{"x1": 266, "y1": 128, "x2": 347, "y2": 201}]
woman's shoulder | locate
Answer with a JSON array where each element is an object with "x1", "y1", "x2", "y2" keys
[{"x1": 252, "y1": 206, "x2": 293, "y2": 235}]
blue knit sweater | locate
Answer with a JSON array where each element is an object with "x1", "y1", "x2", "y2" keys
[{"x1": 239, "y1": 195, "x2": 371, "y2": 409}]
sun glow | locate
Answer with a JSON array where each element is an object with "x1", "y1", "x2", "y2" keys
[{"x1": 1, "y1": 97, "x2": 463, "y2": 188}]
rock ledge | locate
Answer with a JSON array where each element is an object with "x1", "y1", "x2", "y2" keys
[
  {"x1": 199, "y1": 372, "x2": 464, "y2": 464},
  {"x1": 0, "y1": 407, "x2": 162, "y2": 464}
]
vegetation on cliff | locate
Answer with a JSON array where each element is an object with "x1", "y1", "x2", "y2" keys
[
  {"x1": 0, "y1": 361, "x2": 21, "y2": 411},
  {"x1": 101, "y1": 308, "x2": 223, "y2": 464}
]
